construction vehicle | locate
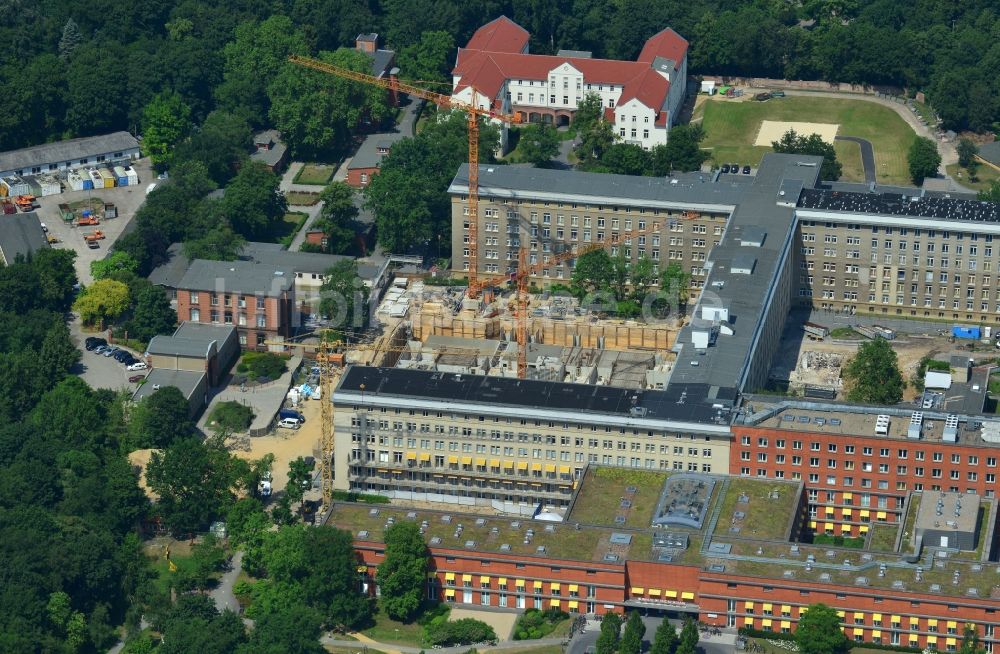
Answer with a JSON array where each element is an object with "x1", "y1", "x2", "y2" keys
[
  {"x1": 14, "y1": 195, "x2": 36, "y2": 211},
  {"x1": 77, "y1": 214, "x2": 100, "y2": 227},
  {"x1": 82, "y1": 230, "x2": 105, "y2": 241},
  {"x1": 46, "y1": 235, "x2": 60, "y2": 244},
  {"x1": 288, "y1": 54, "x2": 524, "y2": 299}
]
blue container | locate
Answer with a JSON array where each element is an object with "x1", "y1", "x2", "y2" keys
[
  {"x1": 82, "y1": 179, "x2": 93, "y2": 190},
  {"x1": 952, "y1": 326, "x2": 981, "y2": 340}
]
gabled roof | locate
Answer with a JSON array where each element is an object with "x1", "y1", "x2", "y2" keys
[
  {"x1": 636, "y1": 27, "x2": 688, "y2": 66},
  {"x1": 0, "y1": 132, "x2": 138, "y2": 173},
  {"x1": 465, "y1": 16, "x2": 530, "y2": 53},
  {"x1": 615, "y1": 67, "x2": 670, "y2": 113}
]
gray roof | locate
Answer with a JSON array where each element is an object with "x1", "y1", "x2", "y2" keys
[
  {"x1": 0, "y1": 211, "x2": 48, "y2": 264},
  {"x1": 0, "y1": 132, "x2": 138, "y2": 172},
  {"x1": 149, "y1": 243, "x2": 190, "y2": 288},
  {"x1": 132, "y1": 369, "x2": 205, "y2": 403},
  {"x1": 173, "y1": 321, "x2": 238, "y2": 343},
  {"x1": 177, "y1": 259, "x2": 293, "y2": 296},
  {"x1": 979, "y1": 141, "x2": 1000, "y2": 167},
  {"x1": 147, "y1": 335, "x2": 214, "y2": 358},
  {"x1": 370, "y1": 49, "x2": 396, "y2": 77},
  {"x1": 670, "y1": 153, "x2": 823, "y2": 395},
  {"x1": 449, "y1": 164, "x2": 746, "y2": 212},
  {"x1": 239, "y1": 242, "x2": 380, "y2": 280},
  {"x1": 250, "y1": 130, "x2": 287, "y2": 168},
  {"x1": 348, "y1": 133, "x2": 405, "y2": 171}
]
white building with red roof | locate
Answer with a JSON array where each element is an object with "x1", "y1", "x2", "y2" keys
[{"x1": 451, "y1": 16, "x2": 688, "y2": 151}]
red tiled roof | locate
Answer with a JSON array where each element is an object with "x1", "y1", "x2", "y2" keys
[
  {"x1": 637, "y1": 27, "x2": 688, "y2": 66},
  {"x1": 465, "y1": 16, "x2": 530, "y2": 53},
  {"x1": 615, "y1": 67, "x2": 670, "y2": 112},
  {"x1": 455, "y1": 51, "x2": 654, "y2": 97}
]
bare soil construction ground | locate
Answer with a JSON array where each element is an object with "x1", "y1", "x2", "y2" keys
[{"x1": 233, "y1": 397, "x2": 322, "y2": 492}]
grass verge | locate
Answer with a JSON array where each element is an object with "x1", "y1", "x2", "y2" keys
[
  {"x1": 286, "y1": 191, "x2": 322, "y2": 206},
  {"x1": 829, "y1": 327, "x2": 863, "y2": 340},
  {"x1": 294, "y1": 163, "x2": 336, "y2": 185},
  {"x1": 700, "y1": 96, "x2": 917, "y2": 185},
  {"x1": 867, "y1": 524, "x2": 898, "y2": 553},
  {"x1": 945, "y1": 163, "x2": 999, "y2": 193},
  {"x1": 361, "y1": 609, "x2": 426, "y2": 646}
]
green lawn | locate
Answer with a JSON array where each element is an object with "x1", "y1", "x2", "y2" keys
[
  {"x1": 568, "y1": 468, "x2": 669, "y2": 527},
  {"x1": 946, "y1": 163, "x2": 1000, "y2": 193},
  {"x1": 835, "y1": 139, "x2": 864, "y2": 182},
  {"x1": 866, "y1": 524, "x2": 898, "y2": 553},
  {"x1": 285, "y1": 191, "x2": 322, "y2": 206},
  {"x1": 261, "y1": 211, "x2": 309, "y2": 246},
  {"x1": 361, "y1": 607, "x2": 427, "y2": 646},
  {"x1": 294, "y1": 163, "x2": 336, "y2": 185},
  {"x1": 700, "y1": 96, "x2": 918, "y2": 185},
  {"x1": 829, "y1": 327, "x2": 863, "y2": 340},
  {"x1": 716, "y1": 478, "x2": 799, "y2": 541}
]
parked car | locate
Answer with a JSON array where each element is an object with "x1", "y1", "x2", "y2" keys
[
  {"x1": 121, "y1": 357, "x2": 138, "y2": 367},
  {"x1": 93, "y1": 344, "x2": 108, "y2": 355},
  {"x1": 258, "y1": 480, "x2": 272, "y2": 497},
  {"x1": 85, "y1": 337, "x2": 107, "y2": 351},
  {"x1": 129, "y1": 374, "x2": 145, "y2": 383},
  {"x1": 113, "y1": 350, "x2": 130, "y2": 362},
  {"x1": 720, "y1": 164, "x2": 730, "y2": 173},
  {"x1": 127, "y1": 361, "x2": 148, "y2": 371},
  {"x1": 742, "y1": 165, "x2": 752, "y2": 174},
  {"x1": 729, "y1": 163, "x2": 739, "y2": 173},
  {"x1": 277, "y1": 417, "x2": 302, "y2": 430},
  {"x1": 87, "y1": 240, "x2": 100, "y2": 249},
  {"x1": 103, "y1": 346, "x2": 119, "y2": 357},
  {"x1": 771, "y1": 90, "x2": 785, "y2": 97},
  {"x1": 279, "y1": 408, "x2": 305, "y2": 423}
]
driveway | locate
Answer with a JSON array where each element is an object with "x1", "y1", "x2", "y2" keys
[
  {"x1": 210, "y1": 549, "x2": 244, "y2": 614},
  {"x1": 835, "y1": 136, "x2": 876, "y2": 184},
  {"x1": 69, "y1": 316, "x2": 146, "y2": 392}
]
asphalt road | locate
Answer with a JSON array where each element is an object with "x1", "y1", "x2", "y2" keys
[
  {"x1": 835, "y1": 135, "x2": 876, "y2": 184},
  {"x1": 210, "y1": 549, "x2": 244, "y2": 614}
]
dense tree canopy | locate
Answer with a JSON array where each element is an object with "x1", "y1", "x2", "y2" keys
[
  {"x1": 377, "y1": 522, "x2": 430, "y2": 621},
  {"x1": 796, "y1": 604, "x2": 850, "y2": 654},
  {"x1": 843, "y1": 338, "x2": 905, "y2": 405}
]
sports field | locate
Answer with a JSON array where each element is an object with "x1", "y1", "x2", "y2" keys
[{"x1": 696, "y1": 96, "x2": 917, "y2": 185}]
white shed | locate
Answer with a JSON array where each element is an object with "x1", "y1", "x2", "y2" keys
[
  {"x1": 925, "y1": 371, "x2": 952, "y2": 390},
  {"x1": 700, "y1": 80, "x2": 716, "y2": 95}
]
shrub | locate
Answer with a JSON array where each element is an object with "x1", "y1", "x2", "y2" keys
[
  {"x1": 237, "y1": 351, "x2": 288, "y2": 380},
  {"x1": 424, "y1": 618, "x2": 497, "y2": 647},
  {"x1": 209, "y1": 401, "x2": 255, "y2": 432},
  {"x1": 513, "y1": 608, "x2": 569, "y2": 640}
]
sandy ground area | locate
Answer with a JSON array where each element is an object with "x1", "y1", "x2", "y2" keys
[
  {"x1": 754, "y1": 120, "x2": 839, "y2": 146},
  {"x1": 233, "y1": 396, "x2": 323, "y2": 491},
  {"x1": 128, "y1": 448, "x2": 158, "y2": 499},
  {"x1": 448, "y1": 607, "x2": 519, "y2": 641}
]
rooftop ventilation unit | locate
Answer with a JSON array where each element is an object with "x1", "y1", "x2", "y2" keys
[
  {"x1": 908, "y1": 412, "x2": 924, "y2": 439},
  {"x1": 875, "y1": 414, "x2": 890, "y2": 436},
  {"x1": 943, "y1": 414, "x2": 959, "y2": 443}
]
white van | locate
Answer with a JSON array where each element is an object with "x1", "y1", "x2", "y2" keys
[{"x1": 277, "y1": 417, "x2": 302, "y2": 430}]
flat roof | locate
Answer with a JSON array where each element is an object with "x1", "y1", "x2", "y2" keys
[
  {"x1": 335, "y1": 365, "x2": 730, "y2": 429},
  {"x1": 176, "y1": 259, "x2": 293, "y2": 296},
  {"x1": 131, "y1": 369, "x2": 205, "y2": 403},
  {"x1": 0, "y1": 131, "x2": 138, "y2": 172},
  {"x1": 147, "y1": 335, "x2": 214, "y2": 358},
  {"x1": 798, "y1": 187, "x2": 1000, "y2": 223},
  {"x1": 173, "y1": 321, "x2": 237, "y2": 343},
  {"x1": 449, "y1": 164, "x2": 747, "y2": 212},
  {"x1": 0, "y1": 211, "x2": 48, "y2": 264},
  {"x1": 979, "y1": 141, "x2": 1000, "y2": 167},
  {"x1": 915, "y1": 491, "x2": 979, "y2": 535}
]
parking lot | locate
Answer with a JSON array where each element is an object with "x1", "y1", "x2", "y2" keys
[
  {"x1": 33, "y1": 157, "x2": 155, "y2": 284},
  {"x1": 70, "y1": 320, "x2": 147, "y2": 391}
]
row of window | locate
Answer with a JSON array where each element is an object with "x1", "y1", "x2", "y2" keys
[
  {"x1": 11, "y1": 151, "x2": 128, "y2": 175},
  {"x1": 740, "y1": 436, "x2": 996, "y2": 465},
  {"x1": 738, "y1": 467, "x2": 988, "y2": 496},
  {"x1": 799, "y1": 222, "x2": 992, "y2": 240},
  {"x1": 188, "y1": 308, "x2": 267, "y2": 328}
]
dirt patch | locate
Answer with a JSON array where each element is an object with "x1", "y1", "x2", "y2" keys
[
  {"x1": 448, "y1": 607, "x2": 519, "y2": 642},
  {"x1": 233, "y1": 398, "x2": 323, "y2": 491},
  {"x1": 754, "y1": 120, "x2": 839, "y2": 146}
]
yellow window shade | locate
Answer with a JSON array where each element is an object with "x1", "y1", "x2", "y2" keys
[
  {"x1": 928, "y1": 620, "x2": 938, "y2": 628},
  {"x1": 824, "y1": 522, "x2": 834, "y2": 530},
  {"x1": 825, "y1": 507, "x2": 835, "y2": 515},
  {"x1": 498, "y1": 578, "x2": 507, "y2": 585},
  {"x1": 392, "y1": 469, "x2": 402, "y2": 475},
  {"x1": 781, "y1": 605, "x2": 791, "y2": 613},
  {"x1": 836, "y1": 611, "x2": 845, "y2": 618},
  {"x1": 489, "y1": 459, "x2": 500, "y2": 467},
  {"x1": 445, "y1": 589, "x2": 455, "y2": 598},
  {"x1": 876, "y1": 511, "x2": 887, "y2": 519},
  {"x1": 419, "y1": 453, "x2": 431, "y2": 461},
  {"x1": 843, "y1": 508, "x2": 853, "y2": 516},
  {"x1": 947, "y1": 638, "x2": 958, "y2": 646},
  {"x1": 745, "y1": 601, "x2": 755, "y2": 610},
  {"x1": 744, "y1": 617, "x2": 755, "y2": 626},
  {"x1": 843, "y1": 492, "x2": 853, "y2": 500},
  {"x1": 559, "y1": 465, "x2": 571, "y2": 474},
  {"x1": 840, "y1": 525, "x2": 852, "y2": 533},
  {"x1": 926, "y1": 637, "x2": 937, "y2": 645},
  {"x1": 890, "y1": 616, "x2": 901, "y2": 624},
  {"x1": 761, "y1": 619, "x2": 772, "y2": 628},
  {"x1": 461, "y1": 456, "x2": 472, "y2": 465},
  {"x1": 445, "y1": 573, "x2": 455, "y2": 581},
  {"x1": 448, "y1": 456, "x2": 458, "y2": 464},
  {"x1": 781, "y1": 621, "x2": 791, "y2": 629},
  {"x1": 462, "y1": 574, "x2": 472, "y2": 582},
  {"x1": 503, "y1": 460, "x2": 514, "y2": 469},
  {"x1": 533, "y1": 581, "x2": 542, "y2": 589},
  {"x1": 568, "y1": 600, "x2": 579, "y2": 609},
  {"x1": 854, "y1": 613, "x2": 865, "y2": 620},
  {"x1": 550, "y1": 583, "x2": 561, "y2": 591},
  {"x1": 480, "y1": 576, "x2": 490, "y2": 584},
  {"x1": 872, "y1": 614, "x2": 882, "y2": 622},
  {"x1": 910, "y1": 618, "x2": 920, "y2": 627},
  {"x1": 909, "y1": 636, "x2": 919, "y2": 643},
  {"x1": 550, "y1": 599, "x2": 560, "y2": 608},
  {"x1": 475, "y1": 458, "x2": 487, "y2": 467},
  {"x1": 762, "y1": 603, "x2": 773, "y2": 611},
  {"x1": 531, "y1": 463, "x2": 542, "y2": 472},
  {"x1": 859, "y1": 509, "x2": 870, "y2": 517},
  {"x1": 853, "y1": 628, "x2": 864, "y2": 636},
  {"x1": 631, "y1": 587, "x2": 644, "y2": 595},
  {"x1": 947, "y1": 622, "x2": 958, "y2": 629},
  {"x1": 859, "y1": 525, "x2": 869, "y2": 533},
  {"x1": 406, "y1": 452, "x2": 417, "y2": 460},
  {"x1": 648, "y1": 589, "x2": 661, "y2": 597},
  {"x1": 376, "y1": 468, "x2": 390, "y2": 473},
  {"x1": 531, "y1": 482, "x2": 542, "y2": 487},
  {"x1": 568, "y1": 584, "x2": 579, "y2": 592},
  {"x1": 681, "y1": 592, "x2": 695, "y2": 600},
  {"x1": 517, "y1": 462, "x2": 528, "y2": 470},
  {"x1": 872, "y1": 631, "x2": 882, "y2": 638},
  {"x1": 809, "y1": 520, "x2": 817, "y2": 529},
  {"x1": 545, "y1": 464, "x2": 557, "y2": 473},
  {"x1": 515, "y1": 579, "x2": 525, "y2": 587},
  {"x1": 664, "y1": 590, "x2": 678, "y2": 598}
]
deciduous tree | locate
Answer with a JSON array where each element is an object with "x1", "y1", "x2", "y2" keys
[
  {"x1": 907, "y1": 136, "x2": 941, "y2": 185},
  {"x1": 127, "y1": 285, "x2": 177, "y2": 343},
  {"x1": 398, "y1": 31, "x2": 456, "y2": 83},
  {"x1": 91, "y1": 252, "x2": 139, "y2": 281},
  {"x1": 377, "y1": 521, "x2": 429, "y2": 621},
  {"x1": 843, "y1": 337, "x2": 904, "y2": 404},
  {"x1": 319, "y1": 259, "x2": 368, "y2": 330},
  {"x1": 620, "y1": 610, "x2": 646, "y2": 654},
  {"x1": 141, "y1": 90, "x2": 192, "y2": 167},
  {"x1": 596, "y1": 612, "x2": 622, "y2": 654},
  {"x1": 517, "y1": 123, "x2": 561, "y2": 167},
  {"x1": 221, "y1": 161, "x2": 287, "y2": 240},
  {"x1": 957, "y1": 138, "x2": 978, "y2": 169},
  {"x1": 650, "y1": 616, "x2": 679, "y2": 654},
  {"x1": 796, "y1": 604, "x2": 850, "y2": 654},
  {"x1": 129, "y1": 386, "x2": 194, "y2": 450},
  {"x1": 314, "y1": 182, "x2": 359, "y2": 254},
  {"x1": 772, "y1": 129, "x2": 842, "y2": 180},
  {"x1": 571, "y1": 249, "x2": 614, "y2": 296},
  {"x1": 146, "y1": 438, "x2": 240, "y2": 535},
  {"x1": 659, "y1": 262, "x2": 691, "y2": 312},
  {"x1": 74, "y1": 279, "x2": 131, "y2": 327}
]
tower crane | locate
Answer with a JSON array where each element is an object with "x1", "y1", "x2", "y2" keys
[{"x1": 288, "y1": 54, "x2": 524, "y2": 299}]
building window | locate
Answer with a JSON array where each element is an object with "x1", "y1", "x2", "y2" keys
[
  {"x1": 256, "y1": 333, "x2": 266, "y2": 347},
  {"x1": 190, "y1": 308, "x2": 200, "y2": 322}
]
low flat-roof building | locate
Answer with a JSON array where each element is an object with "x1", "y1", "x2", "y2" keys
[
  {"x1": 0, "y1": 212, "x2": 48, "y2": 264},
  {"x1": 0, "y1": 131, "x2": 140, "y2": 178},
  {"x1": 147, "y1": 322, "x2": 239, "y2": 387},
  {"x1": 131, "y1": 369, "x2": 209, "y2": 416}
]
